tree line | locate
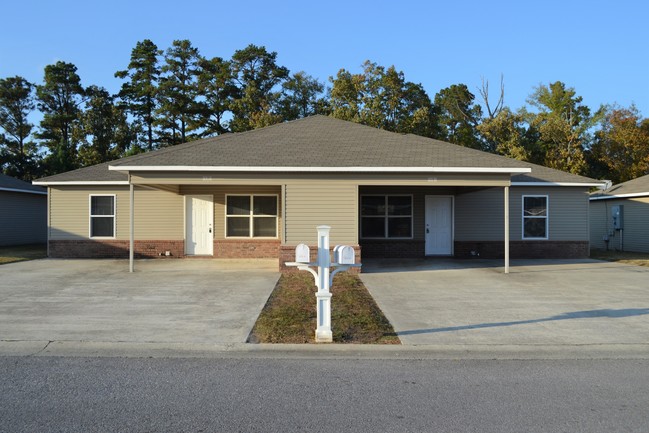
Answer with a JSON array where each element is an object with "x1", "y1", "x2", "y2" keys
[{"x1": 1, "y1": 39, "x2": 647, "y2": 184}]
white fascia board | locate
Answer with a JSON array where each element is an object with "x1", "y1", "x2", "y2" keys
[
  {"x1": 589, "y1": 192, "x2": 649, "y2": 201},
  {"x1": 512, "y1": 182, "x2": 605, "y2": 187},
  {"x1": 0, "y1": 187, "x2": 47, "y2": 195},
  {"x1": 109, "y1": 165, "x2": 532, "y2": 174},
  {"x1": 32, "y1": 181, "x2": 130, "y2": 186}
]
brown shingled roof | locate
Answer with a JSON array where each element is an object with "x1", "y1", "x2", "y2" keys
[
  {"x1": 35, "y1": 115, "x2": 602, "y2": 185},
  {"x1": 590, "y1": 174, "x2": 649, "y2": 200}
]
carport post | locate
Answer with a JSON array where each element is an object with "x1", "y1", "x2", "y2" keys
[
  {"x1": 504, "y1": 185, "x2": 510, "y2": 274},
  {"x1": 129, "y1": 177, "x2": 134, "y2": 273}
]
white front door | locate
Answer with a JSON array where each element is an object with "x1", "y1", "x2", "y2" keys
[
  {"x1": 425, "y1": 196, "x2": 453, "y2": 255},
  {"x1": 185, "y1": 195, "x2": 214, "y2": 255}
]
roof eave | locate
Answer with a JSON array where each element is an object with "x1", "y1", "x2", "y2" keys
[
  {"x1": 0, "y1": 186, "x2": 47, "y2": 195},
  {"x1": 32, "y1": 181, "x2": 130, "y2": 186},
  {"x1": 108, "y1": 165, "x2": 532, "y2": 174},
  {"x1": 512, "y1": 181, "x2": 606, "y2": 188},
  {"x1": 589, "y1": 192, "x2": 649, "y2": 201}
]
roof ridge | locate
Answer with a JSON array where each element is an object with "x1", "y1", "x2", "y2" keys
[{"x1": 112, "y1": 116, "x2": 333, "y2": 166}]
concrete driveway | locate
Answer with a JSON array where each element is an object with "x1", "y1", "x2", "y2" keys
[
  {"x1": 361, "y1": 259, "x2": 649, "y2": 347},
  {"x1": 0, "y1": 259, "x2": 279, "y2": 345}
]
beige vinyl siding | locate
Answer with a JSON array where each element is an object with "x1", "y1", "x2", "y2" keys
[
  {"x1": 540, "y1": 187, "x2": 590, "y2": 241},
  {"x1": 133, "y1": 187, "x2": 184, "y2": 240},
  {"x1": 589, "y1": 197, "x2": 649, "y2": 253},
  {"x1": 180, "y1": 185, "x2": 282, "y2": 240},
  {"x1": 455, "y1": 188, "x2": 505, "y2": 241},
  {"x1": 589, "y1": 200, "x2": 608, "y2": 250},
  {"x1": 455, "y1": 186, "x2": 590, "y2": 241},
  {"x1": 285, "y1": 183, "x2": 357, "y2": 245},
  {"x1": 50, "y1": 186, "x2": 183, "y2": 240},
  {"x1": 0, "y1": 191, "x2": 47, "y2": 246}
]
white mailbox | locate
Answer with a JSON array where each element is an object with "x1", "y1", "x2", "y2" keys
[
  {"x1": 339, "y1": 245, "x2": 355, "y2": 264},
  {"x1": 333, "y1": 245, "x2": 342, "y2": 263},
  {"x1": 295, "y1": 243, "x2": 310, "y2": 263}
]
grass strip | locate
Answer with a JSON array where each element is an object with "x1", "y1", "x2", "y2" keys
[
  {"x1": 590, "y1": 249, "x2": 649, "y2": 268},
  {"x1": 0, "y1": 244, "x2": 47, "y2": 265},
  {"x1": 249, "y1": 272, "x2": 400, "y2": 344}
]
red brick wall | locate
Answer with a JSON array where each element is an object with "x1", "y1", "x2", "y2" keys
[
  {"x1": 214, "y1": 239, "x2": 280, "y2": 258},
  {"x1": 279, "y1": 245, "x2": 361, "y2": 273},
  {"x1": 454, "y1": 241, "x2": 590, "y2": 259},
  {"x1": 49, "y1": 240, "x2": 185, "y2": 258},
  {"x1": 360, "y1": 240, "x2": 425, "y2": 258}
]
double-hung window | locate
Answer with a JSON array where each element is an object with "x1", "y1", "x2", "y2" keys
[
  {"x1": 89, "y1": 195, "x2": 115, "y2": 238},
  {"x1": 361, "y1": 195, "x2": 413, "y2": 239},
  {"x1": 522, "y1": 195, "x2": 548, "y2": 239},
  {"x1": 226, "y1": 195, "x2": 278, "y2": 238}
]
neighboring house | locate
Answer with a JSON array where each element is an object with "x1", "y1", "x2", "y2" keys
[
  {"x1": 33, "y1": 115, "x2": 604, "y2": 269},
  {"x1": 0, "y1": 174, "x2": 47, "y2": 246},
  {"x1": 590, "y1": 174, "x2": 649, "y2": 253}
]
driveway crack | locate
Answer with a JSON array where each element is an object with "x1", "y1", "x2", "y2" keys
[{"x1": 31, "y1": 340, "x2": 53, "y2": 356}]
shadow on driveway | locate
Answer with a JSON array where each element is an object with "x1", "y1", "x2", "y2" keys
[{"x1": 398, "y1": 308, "x2": 649, "y2": 336}]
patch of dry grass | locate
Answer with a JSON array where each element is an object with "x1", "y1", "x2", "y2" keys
[
  {"x1": 249, "y1": 272, "x2": 400, "y2": 344},
  {"x1": 0, "y1": 244, "x2": 47, "y2": 265},
  {"x1": 590, "y1": 249, "x2": 649, "y2": 268}
]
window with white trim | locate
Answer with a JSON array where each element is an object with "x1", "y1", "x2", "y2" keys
[
  {"x1": 361, "y1": 195, "x2": 413, "y2": 239},
  {"x1": 90, "y1": 195, "x2": 115, "y2": 238},
  {"x1": 226, "y1": 195, "x2": 278, "y2": 238},
  {"x1": 522, "y1": 195, "x2": 548, "y2": 239}
]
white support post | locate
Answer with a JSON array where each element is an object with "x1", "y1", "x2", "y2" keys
[
  {"x1": 284, "y1": 226, "x2": 361, "y2": 343},
  {"x1": 129, "y1": 179, "x2": 134, "y2": 273},
  {"x1": 504, "y1": 185, "x2": 510, "y2": 274},
  {"x1": 315, "y1": 225, "x2": 333, "y2": 342}
]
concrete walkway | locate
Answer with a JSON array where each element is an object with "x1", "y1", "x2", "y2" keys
[
  {"x1": 0, "y1": 259, "x2": 279, "y2": 345},
  {"x1": 361, "y1": 259, "x2": 649, "y2": 348}
]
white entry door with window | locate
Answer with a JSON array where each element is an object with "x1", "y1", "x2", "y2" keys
[
  {"x1": 185, "y1": 195, "x2": 214, "y2": 255},
  {"x1": 425, "y1": 196, "x2": 453, "y2": 255}
]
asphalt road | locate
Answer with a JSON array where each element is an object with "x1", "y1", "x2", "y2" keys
[{"x1": 1, "y1": 357, "x2": 648, "y2": 433}]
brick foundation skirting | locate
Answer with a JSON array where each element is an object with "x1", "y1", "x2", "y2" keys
[
  {"x1": 279, "y1": 245, "x2": 361, "y2": 273},
  {"x1": 360, "y1": 240, "x2": 425, "y2": 258},
  {"x1": 214, "y1": 239, "x2": 280, "y2": 259},
  {"x1": 49, "y1": 240, "x2": 185, "y2": 259},
  {"x1": 454, "y1": 241, "x2": 590, "y2": 259}
]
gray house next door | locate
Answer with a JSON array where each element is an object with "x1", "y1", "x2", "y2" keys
[{"x1": 425, "y1": 195, "x2": 453, "y2": 255}]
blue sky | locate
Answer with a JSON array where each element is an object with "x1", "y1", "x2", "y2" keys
[{"x1": 1, "y1": 0, "x2": 648, "y2": 116}]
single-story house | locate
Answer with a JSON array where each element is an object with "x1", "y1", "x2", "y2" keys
[
  {"x1": 589, "y1": 173, "x2": 649, "y2": 253},
  {"x1": 33, "y1": 115, "x2": 604, "y2": 271},
  {"x1": 0, "y1": 173, "x2": 47, "y2": 246}
]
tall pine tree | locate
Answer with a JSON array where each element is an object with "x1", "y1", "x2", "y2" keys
[
  {"x1": 36, "y1": 61, "x2": 85, "y2": 174},
  {"x1": 156, "y1": 39, "x2": 202, "y2": 146},
  {"x1": 0, "y1": 76, "x2": 40, "y2": 180},
  {"x1": 229, "y1": 44, "x2": 289, "y2": 132},
  {"x1": 115, "y1": 39, "x2": 161, "y2": 151}
]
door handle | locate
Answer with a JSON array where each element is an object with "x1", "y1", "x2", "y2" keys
[
  {"x1": 426, "y1": 228, "x2": 429, "y2": 234},
  {"x1": 209, "y1": 228, "x2": 212, "y2": 233}
]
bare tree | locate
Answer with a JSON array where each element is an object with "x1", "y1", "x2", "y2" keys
[{"x1": 479, "y1": 74, "x2": 505, "y2": 119}]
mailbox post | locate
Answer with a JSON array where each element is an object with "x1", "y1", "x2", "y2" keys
[{"x1": 285, "y1": 225, "x2": 361, "y2": 343}]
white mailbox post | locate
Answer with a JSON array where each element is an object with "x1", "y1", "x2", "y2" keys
[{"x1": 285, "y1": 225, "x2": 361, "y2": 343}]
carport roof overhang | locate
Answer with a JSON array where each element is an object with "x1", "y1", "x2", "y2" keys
[{"x1": 112, "y1": 166, "x2": 530, "y2": 189}]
